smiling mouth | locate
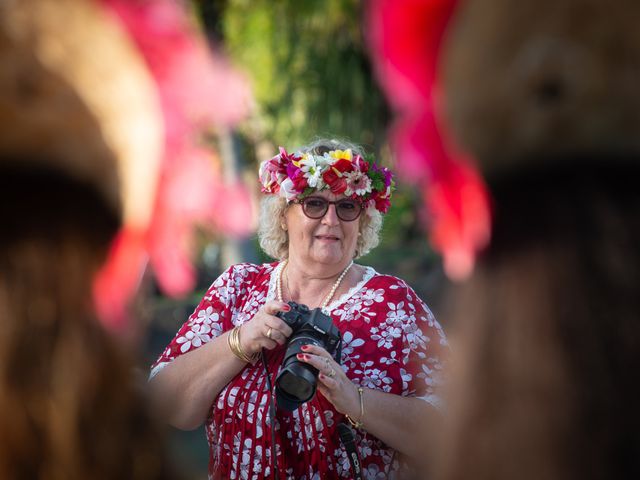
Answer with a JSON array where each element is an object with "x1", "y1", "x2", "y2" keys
[{"x1": 316, "y1": 235, "x2": 340, "y2": 241}]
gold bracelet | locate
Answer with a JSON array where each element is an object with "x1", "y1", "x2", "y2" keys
[
  {"x1": 229, "y1": 326, "x2": 254, "y2": 363},
  {"x1": 231, "y1": 326, "x2": 253, "y2": 363},
  {"x1": 227, "y1": 326, "x2": 258, "y2": 364},
  {"x1": 345, "y1": 386, "x2": 364, "y2": 428},
  {"x1": 226, "y1": 326, "x2": 241, "y2": 360}
]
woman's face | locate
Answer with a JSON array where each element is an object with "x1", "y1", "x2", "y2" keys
[{"x1": 284, "y1": 190, "x2": 360, "y2": 269}]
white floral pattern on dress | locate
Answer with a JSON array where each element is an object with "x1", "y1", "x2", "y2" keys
[{"x1": 152, "y1": 262, "x2": 448, "y2": 479}]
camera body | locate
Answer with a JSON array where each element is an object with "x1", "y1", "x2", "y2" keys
[{"x1": 275, "y1": 301, "x2": 342, "y2": 411}]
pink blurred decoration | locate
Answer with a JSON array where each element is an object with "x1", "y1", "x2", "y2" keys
[
  {"x1": 93, "y1": 226, "x2": 149, "y2": 327},
  {"x1": 93, "y1": 0, "x2": 253, "y2": 330},
  {"x1": 367, "y1": 0, "x2": 491, "y2": 280}
]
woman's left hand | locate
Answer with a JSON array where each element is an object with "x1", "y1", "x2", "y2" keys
[
  {"x1": 297, "y1": 344, "x2": 437, "y2": 460},
  {"x1": 296, "y1": 344, "x2": 361, "y2": 420}
]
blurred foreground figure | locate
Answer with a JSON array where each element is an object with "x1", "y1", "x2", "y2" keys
[
  {"x1": 0, "y1": 0, "x2": 251, "y2": 477},
  {"x1": 0, "y1": 172, "x2": 171, "y2": 480},
  {"x1": 369, "y1": 0, "x2": 640, "y2": 479}
]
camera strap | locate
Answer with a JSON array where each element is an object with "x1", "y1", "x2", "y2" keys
[
  {"x1": 260, "y1": 349, "x2": 363, "y2": 480},
  {"x1": 338, "y1": 422, "x2": 364, "y2": 480},
  {"x1": 260, "y1": 349, "x2": 280, "y2": 480}
]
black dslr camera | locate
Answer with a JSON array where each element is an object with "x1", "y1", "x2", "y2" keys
[{"x1": 275, "y1": 301, "x2": 342, "y2": 411}]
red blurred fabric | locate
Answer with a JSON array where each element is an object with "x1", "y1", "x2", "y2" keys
[{"x1": 367, "y1": 0, "x2": 491, "y2": 280}]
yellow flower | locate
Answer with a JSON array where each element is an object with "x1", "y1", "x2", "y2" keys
[{"x1": 329, "y1": 149, "x2": 352, "y2": 162}]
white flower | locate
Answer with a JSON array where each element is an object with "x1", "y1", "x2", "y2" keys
[
  {"x1": 323, "y1": 409, "x2": 335, "y2": 428},
  {"x1": 361, "y1": 368, "x2": 393, "y2": 389},
  {"x1": 320, "y1": 151, "x2": 337, "y2": 167},
  {"x1": 385, "y1": 301, "x2": 406, "y2": 325},
  {"x1": 341, "y1": 331, "x2": 365, "y2": 356},
  {"x1": 373, "y1": 325, "x2": 402, "y2": 349},
  {"x1": 365, "y1": 463, "x2": 388, "y2": 479},
  {"x1": 299, "y1": 153, "x2": 323, "y2": 188},
  {"x1": 361, "y1": 288, "x2": 385, "y2": 305},
  {"x1": 380, "y1": 350, "x2": 399, "y2": 366},
  {"x1": 176, "y1": 324, "x2": 211, "y2": 353},
  {"x1": 196, "y1": 306, "x2": 219, "y2": 325},
  {"x1": 400, "y1": 367, "x2": 413, "y2": 391}
]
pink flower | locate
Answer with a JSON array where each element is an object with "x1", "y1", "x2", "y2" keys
[
  {"x1": 344, "y1": 170, "x2": 372, "y2": 196},
  {"x1": 259, "y1": 158, "x2": 285, "y2": 194},
  {"x1": 285, "y1": 163, "x2": 309, "y2": 193},
  {"x1": 277, "y1": 147, "x2": 301, "y2": 166},
  {"x1": 353, "y1": 154, "x2": 370, "y2": 173}
]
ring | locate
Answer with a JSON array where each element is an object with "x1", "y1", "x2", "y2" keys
[
  {"x1": 327, "y1": 368, "x2": 336, "y2": 378},
  {"x1": 324, "y1": 358, "x2": 331, "y2": 368},
  {"x1": 266, "y1": 327, "x2": 273, "y2": 339}
]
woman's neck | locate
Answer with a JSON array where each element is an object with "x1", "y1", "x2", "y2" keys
[{"x1": 283, "y1": 257, "x2": 358, "y2": 308}]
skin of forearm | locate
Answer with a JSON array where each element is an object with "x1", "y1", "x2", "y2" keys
[
  {"x1": 149, "y1": 330, "x2": 247, "y2": 430},
  {"x1": 349, "y1": 388, "x2": 435, "y2": 459}
]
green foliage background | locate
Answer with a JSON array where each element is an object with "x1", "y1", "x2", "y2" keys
[
  {"x1": 221, "y1": 0, "x2": 388, "y2": 149},
  {"x1": 211, "y1": 0, "x2": 442, "y2": 283}
]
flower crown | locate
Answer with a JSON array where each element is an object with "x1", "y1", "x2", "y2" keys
[{"x1": 259, "y1": 147, "x2": 394, "y2": 214}]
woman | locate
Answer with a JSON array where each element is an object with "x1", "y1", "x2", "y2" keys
[{"x1": 150, "y1": 139, "x2": 448, "y2": 479}]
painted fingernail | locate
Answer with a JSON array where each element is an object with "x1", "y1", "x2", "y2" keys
[
  {"x1": 283, "y1": 304, "x2": 291, "y2": 311},
  {"x1": 301, "y1": 345, "x2": 309, "y2": 351},
  {"x1": 296, "y1": 353, "x2": 304, "y2": 360},
  {"x1": 319, "y1": 373, "x2": 326, "y2": 380}
]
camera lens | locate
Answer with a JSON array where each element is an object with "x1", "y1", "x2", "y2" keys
[
  {"x1": 275, "y1": 335, "x2": 322, "y2": 411},
  {"x1": 277, "y1": 368, "x2": 315, "y2": 401}
]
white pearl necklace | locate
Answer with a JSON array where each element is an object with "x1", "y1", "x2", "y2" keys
[{"x1": 276, "y1": 259, "x2": 354, "y2": 309}]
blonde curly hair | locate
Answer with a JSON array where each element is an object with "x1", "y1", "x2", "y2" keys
[{"x1": 258, "y1": 139, "x2": 384, "y2": 260}]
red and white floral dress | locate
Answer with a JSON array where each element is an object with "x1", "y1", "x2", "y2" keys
[{"x1": 151, "y1": 262, "x2": 447, "y2": 480}]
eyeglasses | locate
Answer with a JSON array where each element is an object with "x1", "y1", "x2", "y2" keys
[{"x1": 292, "y1": 196, "x2": 363, "y2": 222}]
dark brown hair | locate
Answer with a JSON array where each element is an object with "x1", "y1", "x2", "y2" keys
[
  {"x1": 433, "y1": 158, "x2": 640, "y2": 480},
  {"x1": 0, "y1": 164, "x2": 173, "y2": 480}
]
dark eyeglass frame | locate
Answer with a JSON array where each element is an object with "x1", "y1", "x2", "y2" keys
[{"x1": 291, "y1": 196, "x2": 364, "y2": 222}]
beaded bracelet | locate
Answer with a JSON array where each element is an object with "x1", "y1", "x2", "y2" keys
[
  {"x1": 345, "y1": 386, "x2": 364, "y2": 429},
  {"x1": 227, "y1": 325, "x2": 258, "y2": 364}
]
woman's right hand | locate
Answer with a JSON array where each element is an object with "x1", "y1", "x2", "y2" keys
[{"x1": 238, "y1": 301, "x2": 294, "y2": 355}]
